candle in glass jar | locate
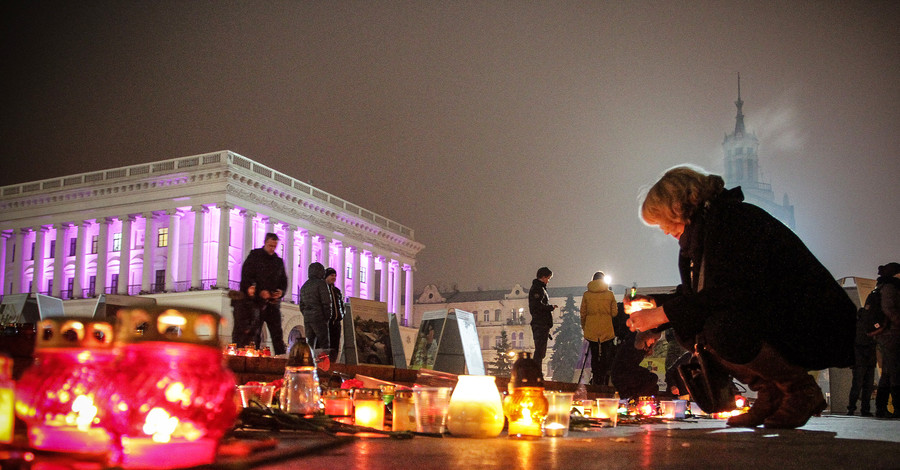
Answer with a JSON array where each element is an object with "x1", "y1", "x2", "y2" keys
[
  {"x1": 445, "y1": 376, "x2": 504, "y2": 438},
  {"x1": 323, "y1": 389, "x2": 353, "y2": 423},
  {"x1": 353, "y1": 389, "x2": 384, "y2": 429},
  {"x1": 391, "y1": 390, "x2": 416, "y2": 432}
]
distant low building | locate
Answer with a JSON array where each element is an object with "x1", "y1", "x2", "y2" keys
[{"x1": 413, "y1": 283, "x2": 676, "y2": 375}]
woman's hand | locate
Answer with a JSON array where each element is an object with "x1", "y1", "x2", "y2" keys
[{"x1": 626, "y1": 306, "x2": 669, "y2": 332}]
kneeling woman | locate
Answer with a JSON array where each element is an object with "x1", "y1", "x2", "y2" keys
[{"x1": 627, "y1": 166, "x2": 855, "y2": 429}]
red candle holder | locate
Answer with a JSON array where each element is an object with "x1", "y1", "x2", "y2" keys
[
  {"x1": 14, "y1": 318, "x2": 116, "y2": 456},
  {"x1": 105, "y1": 307, "x2": 237, "y2": 469}
]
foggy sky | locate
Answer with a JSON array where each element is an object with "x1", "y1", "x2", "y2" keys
[{"x1": 2, "y1": 1, "x2": 898, "y2": 294}]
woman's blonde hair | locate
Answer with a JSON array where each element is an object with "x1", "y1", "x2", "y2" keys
[{"x1": 640, "y1": 165, "x2": 725, "y2": 226}]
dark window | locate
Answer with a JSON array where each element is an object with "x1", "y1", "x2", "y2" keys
[
  {"x1": 30, "y1": 242, "x2": 35, "y2": 260},
  {"x1": 88, "y1": 276, "x2": 96, "y2": 296},
  {"x1": 91, "y1": 235, "x2": 99, "y2": 254},
  {"x1": 49, "y1": 240, "x2": 55, "y2": 258},
  {"x1": 110, "y1": 273, "x2": 119, "y2": 291},
  {"x1": 69, "y1": 238, "x2": 77, "y2": 257},
  {"x1": 47, "y1": 279, "x2": 53, "y2": 294},
  {"x1": 154, "y1": 269, "x2": 165, "y2": 292}
]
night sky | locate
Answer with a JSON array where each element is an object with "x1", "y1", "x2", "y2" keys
[{"x1": 2, "y1": 1, "x2": 898, "y2": 293}]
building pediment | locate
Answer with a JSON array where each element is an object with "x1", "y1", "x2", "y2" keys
[{"x1": 504, "y1": 284, "x2": 527, "y2": 299}]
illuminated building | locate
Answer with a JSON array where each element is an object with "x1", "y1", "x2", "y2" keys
[{"x1": 0, "y1": 150, "x2": 423, "y2": 345}]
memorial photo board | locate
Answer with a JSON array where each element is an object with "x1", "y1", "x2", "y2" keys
[
  {"x1": 344, "y1": 297, "x2": 394, "y2": 366},
  {"x1": 450, "y1": 309, "x2": 485, "y2": 375},
  {"x1": 412, "y1": 309, "x2": 485, "y2": 375},
  {"x1": 409, "y1": 310, "x2": 448, "y2": 370}
]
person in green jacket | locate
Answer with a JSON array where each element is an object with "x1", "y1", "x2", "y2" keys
[{"x1": 581, "y1": 271, "x2": 618, "y2": 386}]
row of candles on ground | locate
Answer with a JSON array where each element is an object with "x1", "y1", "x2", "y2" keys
[{"x1": 239, "y1": 350, "x2": 697, "y2": 439}]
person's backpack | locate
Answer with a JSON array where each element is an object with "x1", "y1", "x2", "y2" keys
[{"x1": 863, "y1": 286, "x2": 887, "y2": 335}]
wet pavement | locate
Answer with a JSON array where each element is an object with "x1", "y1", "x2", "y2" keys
[{"x1": 254, "y1": 413, "x2": 900, "y2": 470}]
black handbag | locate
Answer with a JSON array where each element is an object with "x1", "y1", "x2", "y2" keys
[{"x1": 677, "y1": 338, "x2": 736, "y2": 413}]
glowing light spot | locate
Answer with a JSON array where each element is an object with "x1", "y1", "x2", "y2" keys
[
  {"x1": 58, "y1": 390, "x2": 71, "y2": 404},
  {"x1": 143, "y1": 407, "x2": 179, "y2": 443},
  {"x1": 159, "y1": 312, "x2": 187, "y2": 326},
  {"x1": 71, "y1": 395, "x2": 98, "y2": 431}
]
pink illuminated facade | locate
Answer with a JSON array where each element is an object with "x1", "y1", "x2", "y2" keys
[{"x1": 0, "y1": 151, "x2": 423, "y2": 328}]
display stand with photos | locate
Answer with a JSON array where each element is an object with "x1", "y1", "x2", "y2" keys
[
  {"x1": 342, "y1": 297, "x2": 404, "y2": 368},
  {"x1": 410, "y1": 309, "x2": 484, "y2": 375}
]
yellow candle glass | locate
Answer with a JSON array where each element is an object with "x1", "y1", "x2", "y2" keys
[
  {"x1": 353, "y1": 389, "x2": 384, "y2": 429},
  {"x1": 446, "y1": 375, "x2": 504, "y2": 438}
]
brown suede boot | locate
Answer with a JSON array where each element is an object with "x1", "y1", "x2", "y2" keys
[
  {"x1": 728, "y1": 378, "x2": 782, "y2": 427},
  {"x1": 751, "y1": 344, "x2": 827, "y2": 429},
  {"x1": 715, "y1": 357, "x2": 782, "y2": 428}
]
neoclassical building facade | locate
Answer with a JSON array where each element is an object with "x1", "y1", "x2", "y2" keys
[{"x1": 0, "y1": 150, "x2": 423, "y2": 330}]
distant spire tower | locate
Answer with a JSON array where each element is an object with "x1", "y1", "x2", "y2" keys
[
  {"x1": 734, "y1": 73, "x2": 746, "y2": 137},
  {"x1": 721, "y1": 73, "x2": 795, "y2": 229}
]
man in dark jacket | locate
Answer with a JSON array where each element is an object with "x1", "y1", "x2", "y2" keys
[
  {"x1": 324, "y1": 267, "x2": 345, "y2": 363},
  {"x1": 300, "y1": 262, "x2": 332, "y2": 357},
  {"x1": 236, "y1": 233, "x2": 288, "y2": 354},
  {"x1": 529, "y1": 266, "x2": 557, "y2": 369}
]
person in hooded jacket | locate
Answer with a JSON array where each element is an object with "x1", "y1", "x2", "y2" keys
[
  {"x1": 627, "y1": 166, "x2": 855, "y2": 429},
  {"x1": 580, "y1": 271, "x2": 618, "y2": 386},
  {"x1": 299, "y1": 262, "x2": 333, "y2": 357}
]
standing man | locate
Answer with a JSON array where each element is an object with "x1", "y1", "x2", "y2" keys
[
  {"x1": 324, "y1": 267, "x2": 345, "y2": 363},
  {"x1": 529, "y1": 266, "x2": 557, "y2": 371},
  {"x1": 238, "y1": 232, "x2": 288, "y2": 355},
  {"x1": 299, "y1": 262, "x2": 332, "y2": 358}
]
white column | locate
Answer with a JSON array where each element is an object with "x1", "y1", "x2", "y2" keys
[
  {"x1": 11, "y1": 228, "x2": 25, "y2": 294},
  {"x1": 284, "y1": 225, "x2": 296, "y2": 301},
  {"x1": 378, "y1": 255, "x2": 389, "y2": 304},
  {"x1": 96, "y1": 218, "x2": 110, "y2": 294},
  {"x1": 164, "y1": 210, "x2": 180, "y2": 292},
  {"x1": 216, "y1": 203, "x2": 232, "y2": 289},
  {"x1": 299, "y1": 230, "x2": 311, "y2": 287},
  {"x1": 351, "y1": 246, "x2": 361, "y2": 299},
  {"x1": 52, "y1": 224, "x2": 66, "y2": 297},
  {"x1": 365, "y1": 251, "x2": 375, "y2": 300},
  {"x1": 318, "y1": 235, "x2": 330, "y2": 267},
  {"x1": 33, "y1": 226, "x2": 46, "y2": 293},
  {"x1": 142, "y1": 212, "x2": 156, "y2": 293},
  {"x1": 264, "y1": 217, "x2": 274, "y2": 235},
  {"x1": 333, "y1": 240, "x2": 345, "y2": 291},
  {"x1": 191, "y1": 205, "x2": 207, "y2": 290},
  {"x1": 73, "y1": 222, "x2": 88, "y2": 298},
  {"x1": 403, "y1": 264, "x2": 414, "y2": 326},
  {"x1": 392, "y1": 260, "x2": 402, "y2": 316},
  {"x1": 119, "y1": 216, "x2": 134, "y2": 295},
  {"x1": 241, "y1": 209, "x2": 255, "y2": 262}
]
